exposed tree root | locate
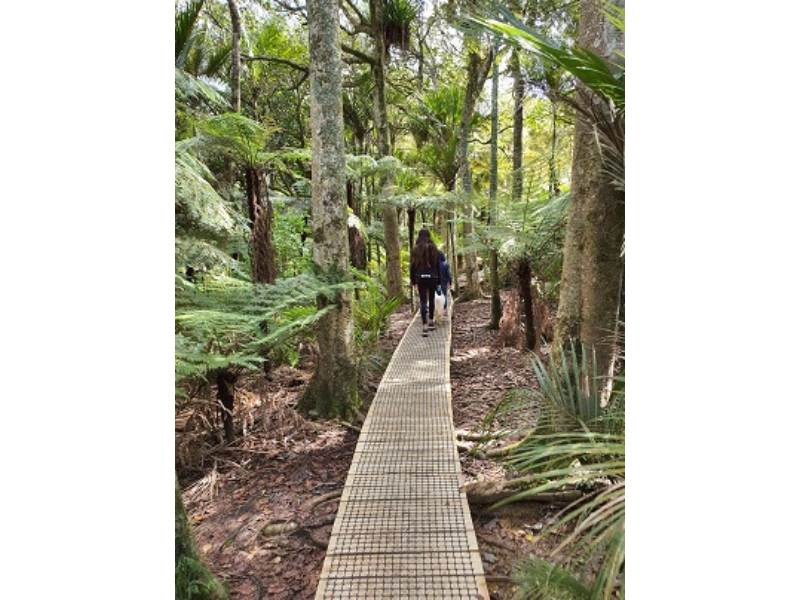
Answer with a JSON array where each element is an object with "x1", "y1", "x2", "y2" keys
[
  {"x1": 477, "y1": 531, "x2": 517, "y2": 552},
  {"x1": 335, "y1": 419, "x2": 362, "y2": 434},
  {"x1": 464, "y1": 477, "x2": 582, "y2": 507},
  {"x1": 260, "y1": 513, "x2": 336, "y2": 541},
  {"x1": 455, "y1": 428, "x2": 508, "y2": 442},
  {"x1": 485, "y1": 575, "x2": 515, "y2": 584},
  {"x1": 300, "y1": 489, "x2": 342, "y2": 513}
]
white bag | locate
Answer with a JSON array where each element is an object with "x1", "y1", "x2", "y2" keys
[{"x1": 434, "y1": 290, "x2": 446, "y2": 320}]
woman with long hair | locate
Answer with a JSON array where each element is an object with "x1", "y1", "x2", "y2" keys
[{"x1": 410, "y1": 228, "x2": 440, "y2": 336}]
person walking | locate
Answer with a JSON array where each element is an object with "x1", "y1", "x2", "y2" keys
[
  {"x1": 410, "y1": 228, "x2": 440, "y2": 336},
  {"x1": 437, "y1": 250, "x2": 452, "y2": 316}
]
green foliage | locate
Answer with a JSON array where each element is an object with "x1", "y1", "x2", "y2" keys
[
  {"x1": 406, "y1": 84, "x2": 465, "y2": 190},
  {"x1": 175, "y1": 0, "x2": 228, "y2": 118},
  {"x1": 175, "y1": 273, "x2": 354, "y2": 386},
  {"x1": 175, "y1": 478, "x2": 227, "y2": 600},
  {"x1": 468, "y1": 8, "x2": 623, "y2": 111},
  {"x1": 176, "y1": 68, "x2": 228, "y2": 113},
  {"x1": 272, "y1": 201, "x2": 312, "y2": 276},
  {"x1": 513, "y1": 558, "x2": 591, "y2": 600},
  {"x1": 175, "y1": 0, "x2": 205, "y2": 66},
  {"x1": 473, "y1": 190, "x2": 569, "y2": 290},
  {"x1": 176, "y1": 556, "x2": 228, "y2": 600},
  {"x1": 494, "y1": 342, "x2": 625, "y2": 599},
  {"x1": 176, "y1": 141, "x2": 246, "y2": 242},
  {"x1": 352, "y1": 269, "x2": 403, "y2": 349},
  {"x1": 532, "y1": 341, "x2": 605, "y2": 433},
  {"x1": 383, "y1": 0, "x2": 419, "y2": 52},
  {"x1": 198, "y1": 113, "x2": 277, "y2": 168},
  {"x1": 468, "y1": 5, "x2": 625, "y2": 191}
]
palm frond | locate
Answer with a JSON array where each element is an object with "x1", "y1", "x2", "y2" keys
[
  {"x1": 176, "y1": 68, "x2": 228, "y2": 110},
  {"x1": 176, "y1": 0, "x2": 206, "y2": 67},
  {"x1": 513, "y1": 558, "x2": 591, "y2": 600}
]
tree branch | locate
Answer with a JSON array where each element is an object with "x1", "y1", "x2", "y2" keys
[
  {"x1": 272, "y1": 0, "x2": 306, "y2": 12},
  {"x1": 341, "y1": 0, "x2": 368, "y2": 26},
  {"x1": 242, "y1": 55, "x2": 309, "y2": 73},
  {"x1": 341, "y1": 44, "x2": 376, "y2": 65},
  {"x1": 469, "y1": 125, "x2": 513, "y2": 145}
]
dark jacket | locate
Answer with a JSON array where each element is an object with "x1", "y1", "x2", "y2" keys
[
  {"x1": 438, "y1": 251, "x2": 452, "y2": 289},
  {"x1": 411, "y1": 260, "x2": 439, "y2": 286}
]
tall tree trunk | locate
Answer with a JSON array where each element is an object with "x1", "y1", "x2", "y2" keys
[
  {"x1": 407, "y1": 206, "x2": 416, "y2": 309},
  {"x1": 175, "y1": 478, "x2": 227, "y2": 599},
  {"x1": 229, "y1": 0, "x2": 277, "y2": 284},
  {"x1": 216, "y1": 368, "x2": 237, "y2": 443},
  {"x1": 457, "y1": 46, "x2": 494, "y2": 300},
  {"x1": 517, "y1": 259, "x2": 536, "y2": 351},
  {"x1": 511, "y1": 48, "x2": 524, "y2": 205},
  {"x1": 549, "y1": 102, "x2": 560, "y2": 196},
  {"x1": 553, "y1": 0, "x2": 625, "y2": 383},
  {"x1": 299, "y1": 0, "x2": 360, "y2": 418},
  {"x1": 488, "y1": 44, "x2": 502, "y2": 330},
  {"x1": 226, "y1": 0, "x2": 241, "y2": 113},
  {"x1": 246, "y1": 168, "x2": 278, "y2": 283},
  {"x1": 370, "y1": 0, "x2": 404, "y2": 300}
]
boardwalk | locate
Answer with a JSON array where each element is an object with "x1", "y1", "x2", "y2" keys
[{"x1": 316, "y1": 310, "x2": 488, "y2": 599}]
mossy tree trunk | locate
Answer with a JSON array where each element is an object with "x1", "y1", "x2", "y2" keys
[
  {"x1": 457, "y1": 44, "x2": 494, "y2": 300},
  {"x1": 226, "y1": 0, "x2": 241, "y2": 113},
  {"x1": 370, "y1": 0, "x2": 404, "y2": 300},
  {"x1": 299, "y1": 0, "x2": 360, "y2": 419},
  {"x1": 176, "y1": 478, "x2": 227, "y2": 600},
  {"x1": 488, "y1": 43, "x2": 502, "y2": 330},
  {"x1": 553, "y1": 0, "x2": 625, "y2": 382}
]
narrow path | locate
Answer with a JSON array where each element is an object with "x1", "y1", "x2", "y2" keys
[{"x1": 315, "y1": 309, "x2": 488, "y2": 599}]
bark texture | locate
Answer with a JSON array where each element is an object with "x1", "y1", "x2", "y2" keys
[
  {"x1": 226, "y1": 0, "x2": 241, "y2": 113},
  {"x1": 457, "y1": 45, "x2": 494, "y2": 300},
  {"x1": 517, "y1": 259, "x2": 536, "y2": 352},
  {"x1": 370, "y1": 0, "x2": 404, "y2": 300},
  {"x1": 299, "y1": 0, "x2": 360, "y2": 418},
  {"x1": 216, "y1": 368, "x2": 237, "y2": 445},
  {"x1": 511, "y1": 48, "x2": 524, "y2": 205},
  {"x1": 553, "y1": 0, "x2": 625, "y2": 381},
  {"x1": 488, "y1": 48, "x2": 502, "y2": 329},
  {"x1": 246, "y1": 168, "x2": 278, "y2": 283},
  {"x1": 175, "y1": 478, "x2": 228, "y2": 599}
]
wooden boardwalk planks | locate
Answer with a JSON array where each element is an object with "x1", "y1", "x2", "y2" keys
[{"x1": 315, "y1": 309, "x2": 488, "y2": 599}]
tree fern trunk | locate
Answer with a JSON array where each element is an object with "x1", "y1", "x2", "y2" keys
[
  {"x1": 246, "y1": 167, "x2": 277, "y2": 283},
  {"x1": 517, "y1": 259, "x2": 536, "y2": 352},
  {"x1": 216, "y1": 368, "x2": 237, "y2": 444}
]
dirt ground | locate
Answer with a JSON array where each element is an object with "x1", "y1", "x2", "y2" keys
[
  {"x1": 179, "y1": 309, "x2": 413, "y2": 599},
  {"x1": 179, "y1": 291, "x2": 563, "y2": 599},
  {"x1": 451, "y1": 291, "x2": 565, "y2": 599}
]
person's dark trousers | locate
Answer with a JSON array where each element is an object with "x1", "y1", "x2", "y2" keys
[{"x1": 417, "y1": 281, "x2": 436, "y2": 324}]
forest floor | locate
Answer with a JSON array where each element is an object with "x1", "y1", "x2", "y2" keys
[
  {"x1": 177, "y1": 310, "x2": 413, "y2": 599},
  {"x1": 452, "y1": 291, "x2": 566, "y2": 599},
  {"x1": 179, "y1": 290, "x2": 564, "y2": 600}
]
